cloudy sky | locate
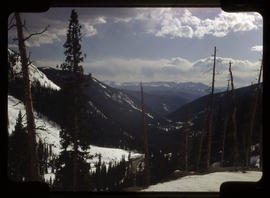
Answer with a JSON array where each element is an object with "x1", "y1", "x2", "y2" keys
[{"x1": 8, "y1": 8, "x2": 263, "y2": 88}]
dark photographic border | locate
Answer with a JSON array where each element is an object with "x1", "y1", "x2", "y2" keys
[{"x1": 2, "y1": 0, "x2": 268, "y2": 197}]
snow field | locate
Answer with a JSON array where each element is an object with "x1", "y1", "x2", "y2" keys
[
  {"x1": 86, "y1": 145, "x2": 142, "y2": 172},
  {"x1": 8, "y1": 95, "x2": 62, "y2": 154},
  {"x1": 142, "y1": 171, "x2": 262, "y2": 192}
]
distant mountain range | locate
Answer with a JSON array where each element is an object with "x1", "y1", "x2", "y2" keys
[{"x1": 105, "y1": 81, "x2": 226, "y2": 115}]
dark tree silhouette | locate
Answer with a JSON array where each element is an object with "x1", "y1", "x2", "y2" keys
[
  {"x1": 14, "y1": 13, "x2": 41, "y2": 181},
  {"x1": 8, "y1": 111, "x2": 31, "y2": 181}
]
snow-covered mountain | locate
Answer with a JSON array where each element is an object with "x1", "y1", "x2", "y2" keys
[
  {"x1": 8, "y1": 49, "x2": 60, "y2": 91},
  {"x1": 8, "y1": 95, "x2": 142, "y2": 181}
]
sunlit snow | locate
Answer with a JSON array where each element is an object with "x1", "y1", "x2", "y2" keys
[{"x1": 142, "y1": 171, "x2": 262, "y2": 192}]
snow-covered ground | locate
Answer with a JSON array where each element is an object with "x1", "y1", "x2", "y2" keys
[
  {"x1": 8, "y1": 49, "x2": 60, "y2": 91},
  {"x1": 8, "y1": 95, "x2": 61, "y2": 154},
  {"x1": 142, "y1": 171, "x2": 262, "y2": 192},
  {"x1": 8, "y1": 95, "x2": 142, "y2": 180},
  {"x1": 86, "y1": 145, "x2": 142, "y2": 172}
]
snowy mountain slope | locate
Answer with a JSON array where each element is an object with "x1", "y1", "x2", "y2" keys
[
  {"x1": 8, "y1": 49, "x2": 60, "y2": 91},
  {"x1": 91, "y1": 77, "x2": 155, "y2": 120},
  {"x1": 8, "y1": 95, "x2": 142, "y2": 170},
  {"x1": 142, "y1": 171, "x2": 262, "y2": 192},
  {"x1": 39, "y1": 67, "x2": 171, "y2": 137},
  {"x1": 8, "y1": 95, "x2": 61, "y2": 154}
]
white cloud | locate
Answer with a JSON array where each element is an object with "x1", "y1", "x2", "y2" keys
[
  {"x1": 81, "y1": 16, "x2": 106, "y2": 37},
  {"x1": 251, "y1": 45, "x2": 263, "y2": 52},
  {"x1": 131, "y1": 8, "x2": 262, "y2": 39},
  {"x1": 83, "y1": 56, "x2": 260, "y2": 88},
  {"x1": 82, "y1": 23, "x2": 98, "y2": 37},
  {"x1": 8, "y1": 8, "x2": 262, "y2": 48}
]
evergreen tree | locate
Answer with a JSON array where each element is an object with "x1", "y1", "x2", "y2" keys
[
  {"x1": 53, "y1": 127, "x2": 93, "y2": 191},
  {"x1": 54, "y1": 9, "x2": 91, "y2": 191},
  {"x1": 8, "y1": 111, "x2": 31, "y2": 181},
  {"x1": 61, "y1": 9, "x2": 84, "y2": 74}
]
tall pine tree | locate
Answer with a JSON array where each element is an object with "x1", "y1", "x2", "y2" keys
[
  {"x1": 61, "y1": 9, "x2": 84, "y2": 74},
  {"x1": 54, "y1": 9, "x2": 91, "y2": 191}
]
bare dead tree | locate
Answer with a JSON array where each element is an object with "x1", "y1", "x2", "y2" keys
[
  {"x1": 245, "y1": 61, "x2": 263, "y2": 168},
  {"x1": 14, "y1": 13, "x2": 42, "y2": 181},
  {"x1": 196, "y1": 85, "x2": 212, "y2": 171},
  {"x1": 228, "y1": 61, "x2": 240, "y2": 167},
  {"x1": 140, "y1": 82, "x2": 150, "y2": 186},
  {"x1": 221, "y1": 79, "x2": 230, "y2": 166},
  {"x1": 206, "y1": 46, "x2": 216, "y2": 170},
  {"x1": 184, "y1": 105, "x2": 190, "y2": 172}
]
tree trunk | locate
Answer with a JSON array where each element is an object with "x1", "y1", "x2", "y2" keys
[
  {"x1": 15, "y1": 13, "x2": 40, "y2": 181},
  {"x1": 206, "y1": 46, "x2": 216, "y2": 169},
  {"x1": 229, "y1": 61, "x2": 240, "y2": 166},
  {"x1": 73, "y1": 111, "x2": 78, "y2": 191},
  {"x1": 259, "y1": 125, "x2": 263, "y2": 170},
  {"x1": 196, "y1": 94, "x2": 211, "y2": 171},
  {"x1": 220, "y1": 80, "x2": 230, "y2": 166},
  {"x1": 221, "y1": 115, "x2": 228, "y2": 166},
  {"x1": 72, "y1": 80, "x2": 80, "y2": 191},
  {"x1": 246, "y1": 62, "x2": 263, "y2": 168},
  {"x1": 140, "y1": 82, "x2": 150, "y2": 186},
  {"x1": 184, "y1": 105, "x2": 190, "y2": 172}
]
